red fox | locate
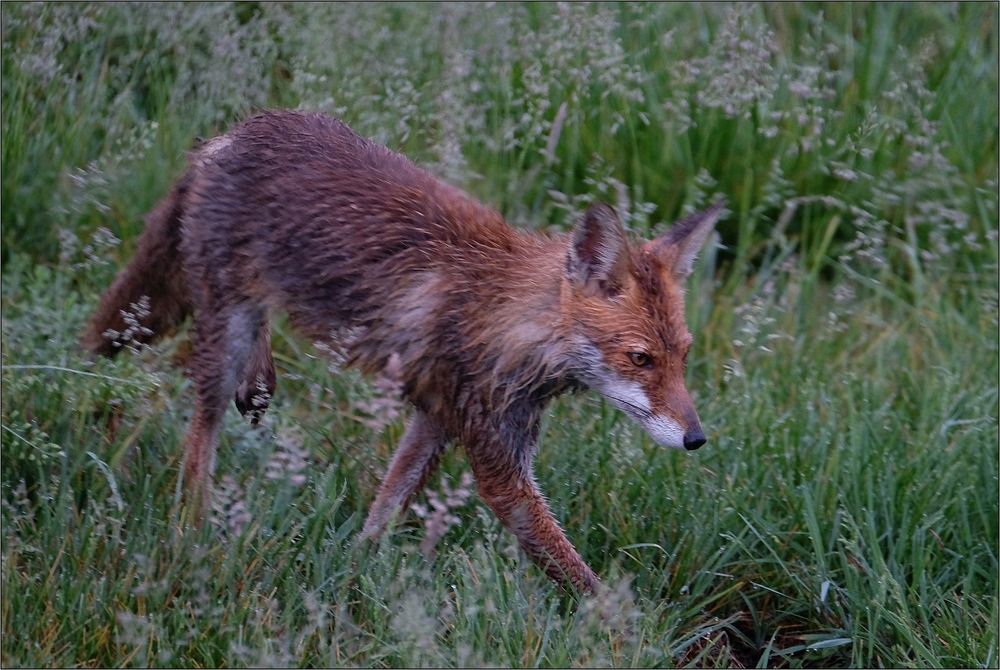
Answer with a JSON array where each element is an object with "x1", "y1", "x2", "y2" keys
[{"x1": 84, "y1": 110, "x2": 722, "y2": 593}]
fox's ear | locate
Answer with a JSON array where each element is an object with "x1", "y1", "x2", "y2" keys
[
  {"x1": 567, "y1": 203, "x2": 629, "y2": 297},
  {"x1": 652, "y1": 202, "x2": 724, "y2": 280}
]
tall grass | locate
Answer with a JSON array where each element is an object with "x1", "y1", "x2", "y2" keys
[{"x1": 2, "y1": 3, "x2": 997, "y2": 667}]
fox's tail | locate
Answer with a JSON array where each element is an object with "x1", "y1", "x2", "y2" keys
[{"x1": 82, "y1": 174, "x2": 192, "y2": 356}]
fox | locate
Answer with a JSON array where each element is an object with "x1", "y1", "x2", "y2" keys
[{"x1": 83, "y1": 109, "x2": 722, "y2": 594}]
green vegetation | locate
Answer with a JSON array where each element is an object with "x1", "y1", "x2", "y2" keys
[{"x1": 2, "y1": 3, "x2": 997, "y2": 667}]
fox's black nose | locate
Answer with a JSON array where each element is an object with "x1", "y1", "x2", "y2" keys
[{"x1": 683, "y1": 430, "x2": 706, "y2": 451}]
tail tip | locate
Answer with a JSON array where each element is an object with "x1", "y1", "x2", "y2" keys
[{"x1": 81, "y1": 322, "x2": 119, "y2": 358}]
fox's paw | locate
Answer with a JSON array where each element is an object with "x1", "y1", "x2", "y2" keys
[{"x1": 234, "y1": 371, "x2": 276, "y2": 425}]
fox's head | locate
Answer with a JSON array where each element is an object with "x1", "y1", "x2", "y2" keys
[{"x1": 561, "y1": 202, "x2": 722, "y2": 450}]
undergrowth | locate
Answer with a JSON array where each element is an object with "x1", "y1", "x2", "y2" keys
[{"x1": 2, "y1": 3, "x2": 997, "y2": 667}]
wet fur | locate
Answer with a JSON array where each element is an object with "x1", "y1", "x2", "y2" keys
[{"x1": 84, "y1": 109, "x2": 720, "y2": 593}]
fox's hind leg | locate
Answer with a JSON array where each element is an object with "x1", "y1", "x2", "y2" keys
[
  {"x1": 359, "y1": 411, "x2": 447, "y2": 539},
  {"x1": 234, "y1": 324, "x2": 276, "y2": 425},
  {"x1": 182, "y1": 302, "x2": 266, "y2": 515}
]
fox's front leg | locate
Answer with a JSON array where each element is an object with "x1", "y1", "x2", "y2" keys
[
  {"x1": 466, "y1": 435, "x2": 599, "y2": 594},
  {"x1": 360, "y1": 411, "x2": 447, "y2": 540}
]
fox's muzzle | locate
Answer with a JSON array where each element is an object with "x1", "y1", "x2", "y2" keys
[
  {"x1": 594, "y1": 375, "x2": 707, "y2": 450},
  {"x1": 683, "y1": 426, "x2": 706, "y2": 450},
  {"x1": 682, "y1": 408, "x2": 706, "y2": 450}
]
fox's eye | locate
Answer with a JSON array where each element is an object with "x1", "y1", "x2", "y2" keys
[{"x1": 628, "y1": 351, "x2": 652, "y2": 368}]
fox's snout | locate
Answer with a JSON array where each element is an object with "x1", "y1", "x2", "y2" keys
[
  {"x1": 680, "y1": 404, "x2": 706, "y2": 450},
  {"x1": 589, "y1": 374, "x2": 708, "y2": 451},
  {"x1": 683, "y1": 423, "x2": 706, "y2": 451},
  {"x1": 635, "y1": 407, "x2": 706, "y2": 451}
]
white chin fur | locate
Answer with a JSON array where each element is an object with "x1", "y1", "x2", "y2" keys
[
  {"x1": 594, "y1": 376, "x2": 686, "y2": 449},
  {"x1": 640, "y1": 414, "x2": 685, "y2": 449}
]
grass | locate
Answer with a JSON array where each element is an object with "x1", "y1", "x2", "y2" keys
[{"x1": 2, "y1": 2, "x2": 997, "y2": 667}]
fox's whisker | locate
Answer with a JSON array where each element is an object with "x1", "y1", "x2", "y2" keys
[{"x1": 603, "y1": 395, "x2": 653, "y2": 419}]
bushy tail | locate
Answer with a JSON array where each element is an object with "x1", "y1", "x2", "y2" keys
[{"x1": 82, "y1": 174, "x2": 192, "y2": 356}]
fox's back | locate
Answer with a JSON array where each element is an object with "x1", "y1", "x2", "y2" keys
[{"x1": 179, "y1": 110, "x2": 517, "y2": 342}]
